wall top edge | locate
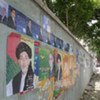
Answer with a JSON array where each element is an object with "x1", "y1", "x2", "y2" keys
[{"x1": 32, "y1": 0, "x2": 92, "y2": 57}]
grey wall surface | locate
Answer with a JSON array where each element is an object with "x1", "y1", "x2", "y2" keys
[{"x1": 0, "y1": 0, "x2": 93, "y2": 100}]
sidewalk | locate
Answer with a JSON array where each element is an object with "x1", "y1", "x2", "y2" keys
[{"x1": 80, "y1": 73, "x2": 100, "y2": 100}]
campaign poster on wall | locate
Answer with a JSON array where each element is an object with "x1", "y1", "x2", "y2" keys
[
  {"x1": 55, "y1": 37, "x2": 61, "y2": 49},
  {"x1": 34, "y1": 41, "x2": 41, "y2": 88},
  {"x1": 42, "y1": 15, "x2": 51, "y2": 33},
  {"x1": 69, "y1": 44, "x2": 73, "y2": 55},
  {"x1": 53, "y1": 50, "x2": 64, "y2": 99},
  {"x1": 69, "y1": 55, "x2": 77, "y2": 86},
  {"x1": 8, "y1": 6, "x2": 41, "y2": 40},
  {"x1": 37, "y1": 77, "x2": 55, "y2": 100},
  {"x1": 0, "y1": 0, "x2": 8, "y2": 25},
  {"x1": 6, "y1": 32, "x2": 34, "y2": 96},
  {"x1": 60, "y1": 39, "x2": 64, "y2": 50},
  {"x1": 64, "y1": 43, "x2": 70, "y2": 52},
  {"x1": 49, "y1": 33, "x2": 56, "y2": 47},
  {"x1": 41, "y1": 15, "x2": 51, "y2": 44},
  {"x1": 76, "y1": 49, "x2": 80, "y2": 77},
  {"x1": 62, "y1": 53, "x2": 71, "y2": 89},
  {"x1": 36, "y1": 44, "x2": 55, "y2": 100},
  {"x1": 38, "y1": 43, "x2": 54, "y2": 81},
  {"x1": 54, "y1": 37, "x2": 64, "y2": 50},
  {"x1": 41, "y1": 29, "x2": 49, "y2": 43}
]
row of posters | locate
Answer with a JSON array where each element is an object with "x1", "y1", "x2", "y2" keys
[
  {"x1": 6, "y1": 32, "x2": 80, "y2": 100},
  {"x1": 0, "y1": 0, "x2": 73, "y2": 53}
]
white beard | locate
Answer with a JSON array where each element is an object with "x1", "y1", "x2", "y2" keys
[{"x1": 21, "y1": 67, "x2": 28, "y2": 74}]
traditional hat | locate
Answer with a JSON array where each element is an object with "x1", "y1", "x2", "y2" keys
[{"x1": 16, "y1": 42, "x2": 32, "y2": 59}]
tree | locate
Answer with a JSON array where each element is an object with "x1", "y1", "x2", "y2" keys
[{"x1": 44, "y1": 0, "x2": 100, "y2": 56}]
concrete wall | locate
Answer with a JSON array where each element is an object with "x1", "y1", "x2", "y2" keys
[{"x1": 0, "y1": 0, "x2": 93, "y2": 100}]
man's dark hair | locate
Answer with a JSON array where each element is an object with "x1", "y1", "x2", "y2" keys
[
  {"x1": 10, "y1": 8, "x2": 15, "y2": 12},
  {"x1": 16, "y1": 42, "x2": 32, "y2": 59}
]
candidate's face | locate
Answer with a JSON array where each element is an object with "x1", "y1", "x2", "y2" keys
[
  {"x1": 18, "y1": 51, "x2": 31, "y2": 72},
  {"x1": 49, "y1": 54, "x2": 54, "y2": 68},
  {"x1": 58, "y1": 59, "x2": 61, "y2": 68},
  {"x1": 11, "y1": 10, "x2": 15, "y2": 17},
  {"x1": 28, "y1": 20, "x2": 32, "y2": 28}
]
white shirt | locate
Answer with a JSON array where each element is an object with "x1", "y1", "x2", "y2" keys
[
  {"x1": 12, "y1": 17, "x2": 15, "y2": 26},
  {"x1": 20, "y1": 73, "x2": 27, "y2": 92},
  {"x1": 6, "y1": 80, "x2": 13, "y2": 96}
]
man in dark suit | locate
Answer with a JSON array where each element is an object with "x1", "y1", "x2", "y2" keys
[
  {"x1": 6, "y1": 42, "x2": 34, "y2": 96},
  {"x1": 26, "y1": 20, "x2": 33, "y2": 37},
  {"x1": 55, "y1": 54, "x2": 62, "y2": 81},
  {"x1": 7, "y1": 9, "x2": 16, "y2": 29},
  {"x1": 13, "y1": 42, "x2": 34, "y2": 94},
  {"x1": 49, "y1": 53, "x2": 55, "y2": 77},
  {"x1": 0, "y1": 7, "x2": 7, "y2": 25}
]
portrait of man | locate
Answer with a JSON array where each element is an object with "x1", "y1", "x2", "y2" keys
[
  {"x1": 38, "y1": 45, "x2": 50, "y2": 80},
  {"x1": 62, "y1": 54, "x2": 71, "y2": 88},
  {"x1": 55, "y1": 37, "x2": 61, "y2": 49},
  {"x1": 48, "y1": 33, "x2": 56, "y2": 47},
  {"x1": 7, "y1": 8, "x2": 16, "y2": 29},
  {"x1": 6, "y1": 41, "x2": 34, "y2": 96},
  {"x1": 41, "y1": 29, "x2": 49, "y2": 44},
  {"x1": 26, "y1": 20, "x2": 33, "y2": 37},
  {"x1": 69, "y1": 55, "x2": 76, "y2": 85},
  {"x1": 49, "y1": 53, "x2": 55, "y2": 77},
  {"x1": 0, "y1": 7, "x2": 7, "y2": 24},
  {"x1": 55, "y1": 54, "x2": 62, "y2": 81}
]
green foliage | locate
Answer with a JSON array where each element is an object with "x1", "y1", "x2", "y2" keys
[
  {"x1": 44, "y1": 0, "x2": 100, "y2": 56},
  {"x1": 93, "y1": 0, "x2": 100, "y2": 8}
]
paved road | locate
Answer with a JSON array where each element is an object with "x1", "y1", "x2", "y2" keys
[{"x1": 80, "y1": 73, "x2": 100, "y2": 100}]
